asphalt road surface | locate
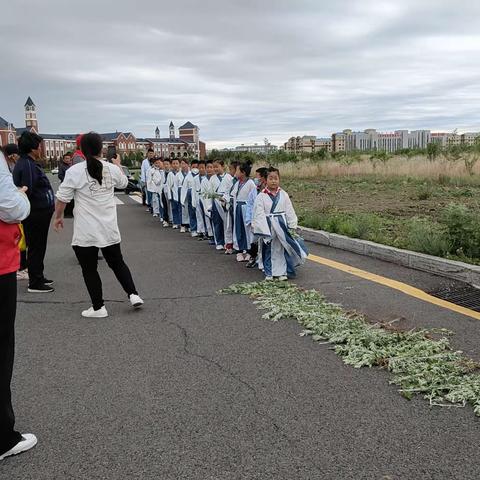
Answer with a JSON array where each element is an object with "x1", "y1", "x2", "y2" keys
[{"x1": 3, "y1": 191, "x2": 480, "y2": 480}]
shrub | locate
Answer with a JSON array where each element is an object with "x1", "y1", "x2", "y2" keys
[
  {"x1": 416, "y1": 184, "x2": 433, "y2": 200},
  {"x1": 406, "y1": 218, "x2": 450, "y2": 257}
]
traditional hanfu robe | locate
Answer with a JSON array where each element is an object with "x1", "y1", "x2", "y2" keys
[
  {"x1": 224, "y1": 178, "x2": 237, "y2": 247},
  {"x1": 199, "y1": 175, "x2": 213, "y2": 237},
  {"x1": 252, "y1": 189, "x2": 308, "y2": 278},
  {"x1": 163, "y1": 170, "x2": 173, "y2": 223},
  {"x1": 176, "y1": 170, "x2": 190, "y2": 226},
  {"x1": 180, "y1": 170, "x2": 198, "y2": 233},
  {"x1": 209, "y1": 173, "x2": 233, "y2": 247},
  {"x1": 194, "y1": 174, "x2": 206, "y2": 235},
  {"x1": 167, "y1": 170, "x2": 181, "y2": 226},
  {"x1": 151, "y1": 167, "x2": 164, "y2": 219},
  {"x1": 232, "y1": 178, "x2": 256, "y2": 252}
]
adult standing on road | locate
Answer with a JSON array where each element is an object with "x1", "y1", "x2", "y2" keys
[
  {"x1": 58, "y1": 152, "x2": 74, "y2": 218},
  {"x1": 13, "y1": 131, "x2": 55, "y2": 293},
  {"x1": 0, "y1": 151, "x2": 37, "y2": 461},
  {"x1": 140, "y1": 148, "x2": 154, "y2": 208},
  {"x1": 2, "y1": 144, "x2": 20, "y2": 173},
  {"x1": 53, "y1": 132, "x2": 144, "y2": 318}
]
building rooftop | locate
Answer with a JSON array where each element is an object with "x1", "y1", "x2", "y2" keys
[
  {"x1": 24, "y1": 96, "x2": 35, "y2": 107},
  {"x1": 0, "y1": 116, "x2": 12, "y2": 129},
  {"x1": 179, "y1": 121, "x2": 197, "y2": 129}
]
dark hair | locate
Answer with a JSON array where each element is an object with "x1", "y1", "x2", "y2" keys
[
  {"x1": 63, "y1": 151, "x2": 72, "y2": 159},
  {"x1": 213, "y1": 159, "x2": 225, "y2": 166},
  {"x1": 239, "y1": 161, "x2": 252, "y2": 177},
  {"x1": 163, "y1": 158, "x2": 170, "y2": 163},
  {"x1": 18, "y1": 131, "x2": 43, "y2": 155},
  {"x1": 230, "y1": 161, "x2": 240, "y2": 169},
  {"x1": 256, "y1": 167, "x2": 268, "y2": 180},
  {"x1": 81, "y1": 132, "x2": 104, "y2": 185},
  {"x1": 190, "y1": 159, "x2": 199, "y2": 166},
  {"x1": 267, "y1": 166, "x2": 280, "y2": 177},
  {"x1": 198, "y1": 160, "x2": 206, "y2": 166},
  {"x1": 3, "y1": 143, "x2": 19, "y2": 156},
  {"x1": 147, "y1": 148, "x2": 154, "y2": 153},
  {"x1": 205, "y1": 160, "x2": 213, "y2": 165}
]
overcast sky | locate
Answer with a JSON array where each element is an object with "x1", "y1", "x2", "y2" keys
[{"x1": 1, "y1": 0, "x2": 480, "y2": 148}]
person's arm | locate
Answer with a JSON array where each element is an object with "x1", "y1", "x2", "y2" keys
[
  {"x1": 58, "y1": 164, "x2": 65, "y2": 182},
  {"x1": 284, "y1": 192, "x2": 298, "y2": 229},
  {"x1": 110, "y1": 156, "x2": 128, "y2": 189},
  {"x1": 13, "y1": 158, "x2": 34, "y2": 194},
  {"x1": 54, "y1": 166, "x2": 77, "y2": 231},
  {"x1": 0, "y1": 154, "x2": 30, "y2": 223}
]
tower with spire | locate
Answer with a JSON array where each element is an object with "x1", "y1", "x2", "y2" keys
[
  {"x1": 155, "y1": 126, "x2": 160, "y2": 139},
  {"x1": 169, "y1": 121, "x2": 175, "y2": 140},
  {"x1": 24, "y1": 96, "x2": 38, "y2": 131}
]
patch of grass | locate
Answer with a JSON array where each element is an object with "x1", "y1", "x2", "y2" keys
[
  {"x1": 221, "y1": 281, "x2": 480, "y2": 417},
  {"x1": 404, "y1": 218, "x2": 450, "y2": 257}
]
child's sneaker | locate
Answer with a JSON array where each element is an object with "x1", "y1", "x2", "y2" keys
[
  {"x1": 152, "y1": 213, "x2": 158, "y2": 218},
  {"x1": 172, "y1": 225, "x2": 179, "y2": 229},
  {"x1": 81, "y1": 306, "x2": 108, "y2": 318},
  {"x1": 244, "y1": 253, "x2": 251, "y2": 262},
  {"x1": 224, "y1": 248, "x2": 234, "y2": 255},
  {"x1": 162, "y1": 221, "x2": 169, "y2": 227},
  {"x1": 191, "y1": 232, "x2": 198, "y2": 237},
  {"x1": 180, "y1": 226, "x2": 186, "y2": 233},
  {"x1": 236, "y1": 253, "x2": 244, "y2": 262},
  {"x1": 215, "y1": 245, "x2": 224, "y2": 250},
  {"x1": 129, "y1": 294, "x2": 144, "y2": 308},
  {"x1": 278, "y1": 275, "x2": 288, "y2": 281},
  {"x1": 265, "y1": 276, "x2": 273, "y2": 281}
]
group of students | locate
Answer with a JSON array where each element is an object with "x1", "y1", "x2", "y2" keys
[{"x1": 141, "y1": 150, "x2": 308, "y2": 280}]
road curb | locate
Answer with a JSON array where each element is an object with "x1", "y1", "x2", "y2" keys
[{"x1": 299, "y1": 226, "x2": 480, "y2": 287}]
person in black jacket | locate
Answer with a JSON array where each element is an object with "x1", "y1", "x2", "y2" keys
[
  {"x1": 58, "y1": 152, "x2": 74, "y2": 218},
  {"x1": 13, "y1": 132, "x2": 55, "y2": 293}
]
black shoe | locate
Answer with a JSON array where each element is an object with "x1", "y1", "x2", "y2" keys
[
  {"x1": 42, "y1": 278, "x2": 54, "y2": 286},
  {"x1": 28, "y1": 283, "x2": 54, "y2": 293},
  {"x1": 246, "y1": 258, "x2": 257, "y2": 268}
]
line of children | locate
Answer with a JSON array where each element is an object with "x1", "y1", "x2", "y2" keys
[{"x1": 144, "y1": 158, "x2": 308, "y2": 280}]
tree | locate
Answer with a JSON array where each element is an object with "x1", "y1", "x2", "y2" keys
[
  {"x1": 426, "y1": 142, "x2": 441, "y2": 161},
  {"x1": 464, "y1": 137, "x2": 480, "y2": 176},
  {"x1": 369, "y1": 150, "x2": 391, "y2": 170}
]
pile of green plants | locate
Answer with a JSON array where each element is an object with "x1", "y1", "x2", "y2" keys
[{"x1": 221, "y1": 281, "x2": 480, "y2": 416}]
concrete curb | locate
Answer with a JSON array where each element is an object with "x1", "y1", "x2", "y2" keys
[{"x1": 299, "y1": 226, "x2": 480, "y2": 287}]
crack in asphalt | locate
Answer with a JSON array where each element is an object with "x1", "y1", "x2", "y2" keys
[
  {"x1": 17, "y1": 293, "x2": 218, "y2": 306},
  {"x1": 167, "y1": 315, "x2": 323, "y2": 474}
]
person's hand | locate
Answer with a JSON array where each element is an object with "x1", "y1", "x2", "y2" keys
[
  {"x1": 53, "y1": 217, "x2": 64, "y2": 232},
  {"x1": 112, "y1": 154, "x2": 122, "y2": 167},
  {"x1": 18, "y1": 186, "x2": 28, "y2": 193}
]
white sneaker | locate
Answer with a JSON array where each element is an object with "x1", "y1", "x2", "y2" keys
[
  {"x1": 81, "y1": 306, "x2": 108, "y2": 318},
  {"x1": 152, "y1": 213, "x2": 159, "y2": 218},
  {"x1": 215, "y1": 245, "x2": 224, "y2": 250},
  {"x1": 172, "y1": 225, "x2": 179, "y2": 229},
  {"x1": 129, "y1": 294, "x2": 144, "y2": 308},
  {"x1": 244, "y1": 253, "x2": 251, "y2": 262},
  {"x1": 191, "y1": 232, "x2": 198, "y2": 237},
  {"x1": 236, "y1": 253, "x2": 244, "y2": 262},
  {"x1": 162, "y1": 221, "x2": 169, "y2": 227},
  {"x1": 278, "y1": 275, "x2": 288, "y2": 281},
  {"x1": 0, "y1": 434, "x2": 37, "y2": 460},
  {"x1": 265, "y1": 276, "x2": 273, "y2": 281},
  {"x1": 180, "y1": 226, "x2": 186, "y2": 233},
  {"x1": 16, "y1": 269, "x2": 29, "y2": 280}
]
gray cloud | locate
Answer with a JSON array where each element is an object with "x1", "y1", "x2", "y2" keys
[{"x1": 1, "y1": 0, "x2": 480, "y2": 148}]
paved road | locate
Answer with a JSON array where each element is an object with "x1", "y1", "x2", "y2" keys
[{"x1": 3, "y1": 193, "x2": 480, "y2": 480}]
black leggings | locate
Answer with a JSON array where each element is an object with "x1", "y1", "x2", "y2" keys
[
  {"x1": 0, "y1": 273, "x2": 22, "y2": 455},
  {"x1": 73, "y1": 243, "x2": 138, "y2": 310}
]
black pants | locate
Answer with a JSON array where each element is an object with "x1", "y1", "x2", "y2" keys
[
  {"x1": 0, "y1": 273, "x2": 22, "y2": 455},
  {"x1": 22, "y1": 208, "x2": 53, "y2": 288},
  {"x1": 161, "y1": 192, "x2": 170, "y2": 222},
  {"x1": 248, "y1": 241, "x2": 259, "y2": 259},
  {"x1": 64, "y1": 199, "x2": 74, "y2": 218},
  {"x1": 73, "y1": 243, "x2": 138, "y2": 310},
  {"x1": 19, "y1": 250, "x2": 27, "y2": 271}
]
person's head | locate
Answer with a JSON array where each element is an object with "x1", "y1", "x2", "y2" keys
[
  {"x1": 180, "y1": 159, "x2": 189, "y2": 172},
  {"x1": 62, "y1": 152, "x2": 72, "y2": 165},
  {"x1": 255, "y1": 167, "x2": 268, "y2": 188},
  {"x1": 3, "y1": 144, "x2": 19, "y2": 163},
  {"x1": 236, "y1": 161, "x2": 252, "y2": 181},
  {"x1": 147, "y1": 148, "x2": 154, "y2": 160},
  {"x1": 213, "y1": 159, "x2": 225, "y2": 174},
  {"x1": 76, "y1": 134, "x2": 84, "y2": 150},
  {"x1": 171, "y1": 159, "x2": 180, "y2": 171},
  {"x1": 153, "y1": 158, "x2": 163, "y2": 169},
  {"x1": 206, "y1": 161, "x2": 214, "y2": 176},
  {"x1": 266, "y1": 167, "x2": 280, "y2": 191},
  {"x1": 163, "y1": 158, "x2": 171, "y2": 171},
  {"x1": 229, "y1": 161, "x2": 240, "y2": 177},
  {"x1": 198, "y1": 160, "x2": 206, "y2": 176},
  {"x1": 80, "y1": 132, "x2": 104, "y2": 185},
  {"x1": 18, "y1": 131, "x2": 43, "y2": 160}
]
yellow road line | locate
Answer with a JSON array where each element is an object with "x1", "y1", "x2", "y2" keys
[{"x1": 307, "y1": 253, "x2": 480, "y2": 321}]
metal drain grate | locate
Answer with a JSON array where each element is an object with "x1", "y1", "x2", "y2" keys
[{"x1": 429, "y1": 285, "x2": 480, "y2": 312}]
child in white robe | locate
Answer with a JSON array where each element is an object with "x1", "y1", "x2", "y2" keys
[
  {"x1": 194, "y1": 160, "x2": 208, "y2": 239},
  {"x1": 151, "y1": 158, "x2": 164, "y2": 220},
  {"x1": 231, "y1": 162, "x2": 256, "y2": 262},
  {"x1": 177, "y1": 159, "x2": 191, "y2": 233},
  {"x1": 181, "y1": 159, "x2": 199, "y2": 237},
  {"x1": 161, "y1": 159, "x2": 172, "y2": 227},
  {"x1": 200, "y1": 161, "x2": 215, "y2": 243},
  {"x1": 209, "y1": 160, "x2": 233, "y2": 251},
  {"x1": 146, "y1": 162, "x2": 157, "y2": 216},
  {"x1": 252, "y1": 167, "x2": 308, "y2": 281},
  {"x1": 167, "y1": 159, "x2": 181, "y2": 229}
]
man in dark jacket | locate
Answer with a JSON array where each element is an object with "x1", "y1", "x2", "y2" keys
[
  {"x1": 58, "y1": 152, "x2": 74, "y2": 218},
  {"x1": 13, "y1": 132, "x2": 55, "y2": 293}
]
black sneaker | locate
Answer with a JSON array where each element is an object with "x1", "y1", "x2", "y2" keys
[
  {"x1": 42, "y1": 278, "x2": 54, "y2": 286},
  {"x1": 28, "y1": 283, "x2": 54, "y2": 293},
  {"x1": 246, "y1": 258, "x2": 257, "y2": 268}
]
